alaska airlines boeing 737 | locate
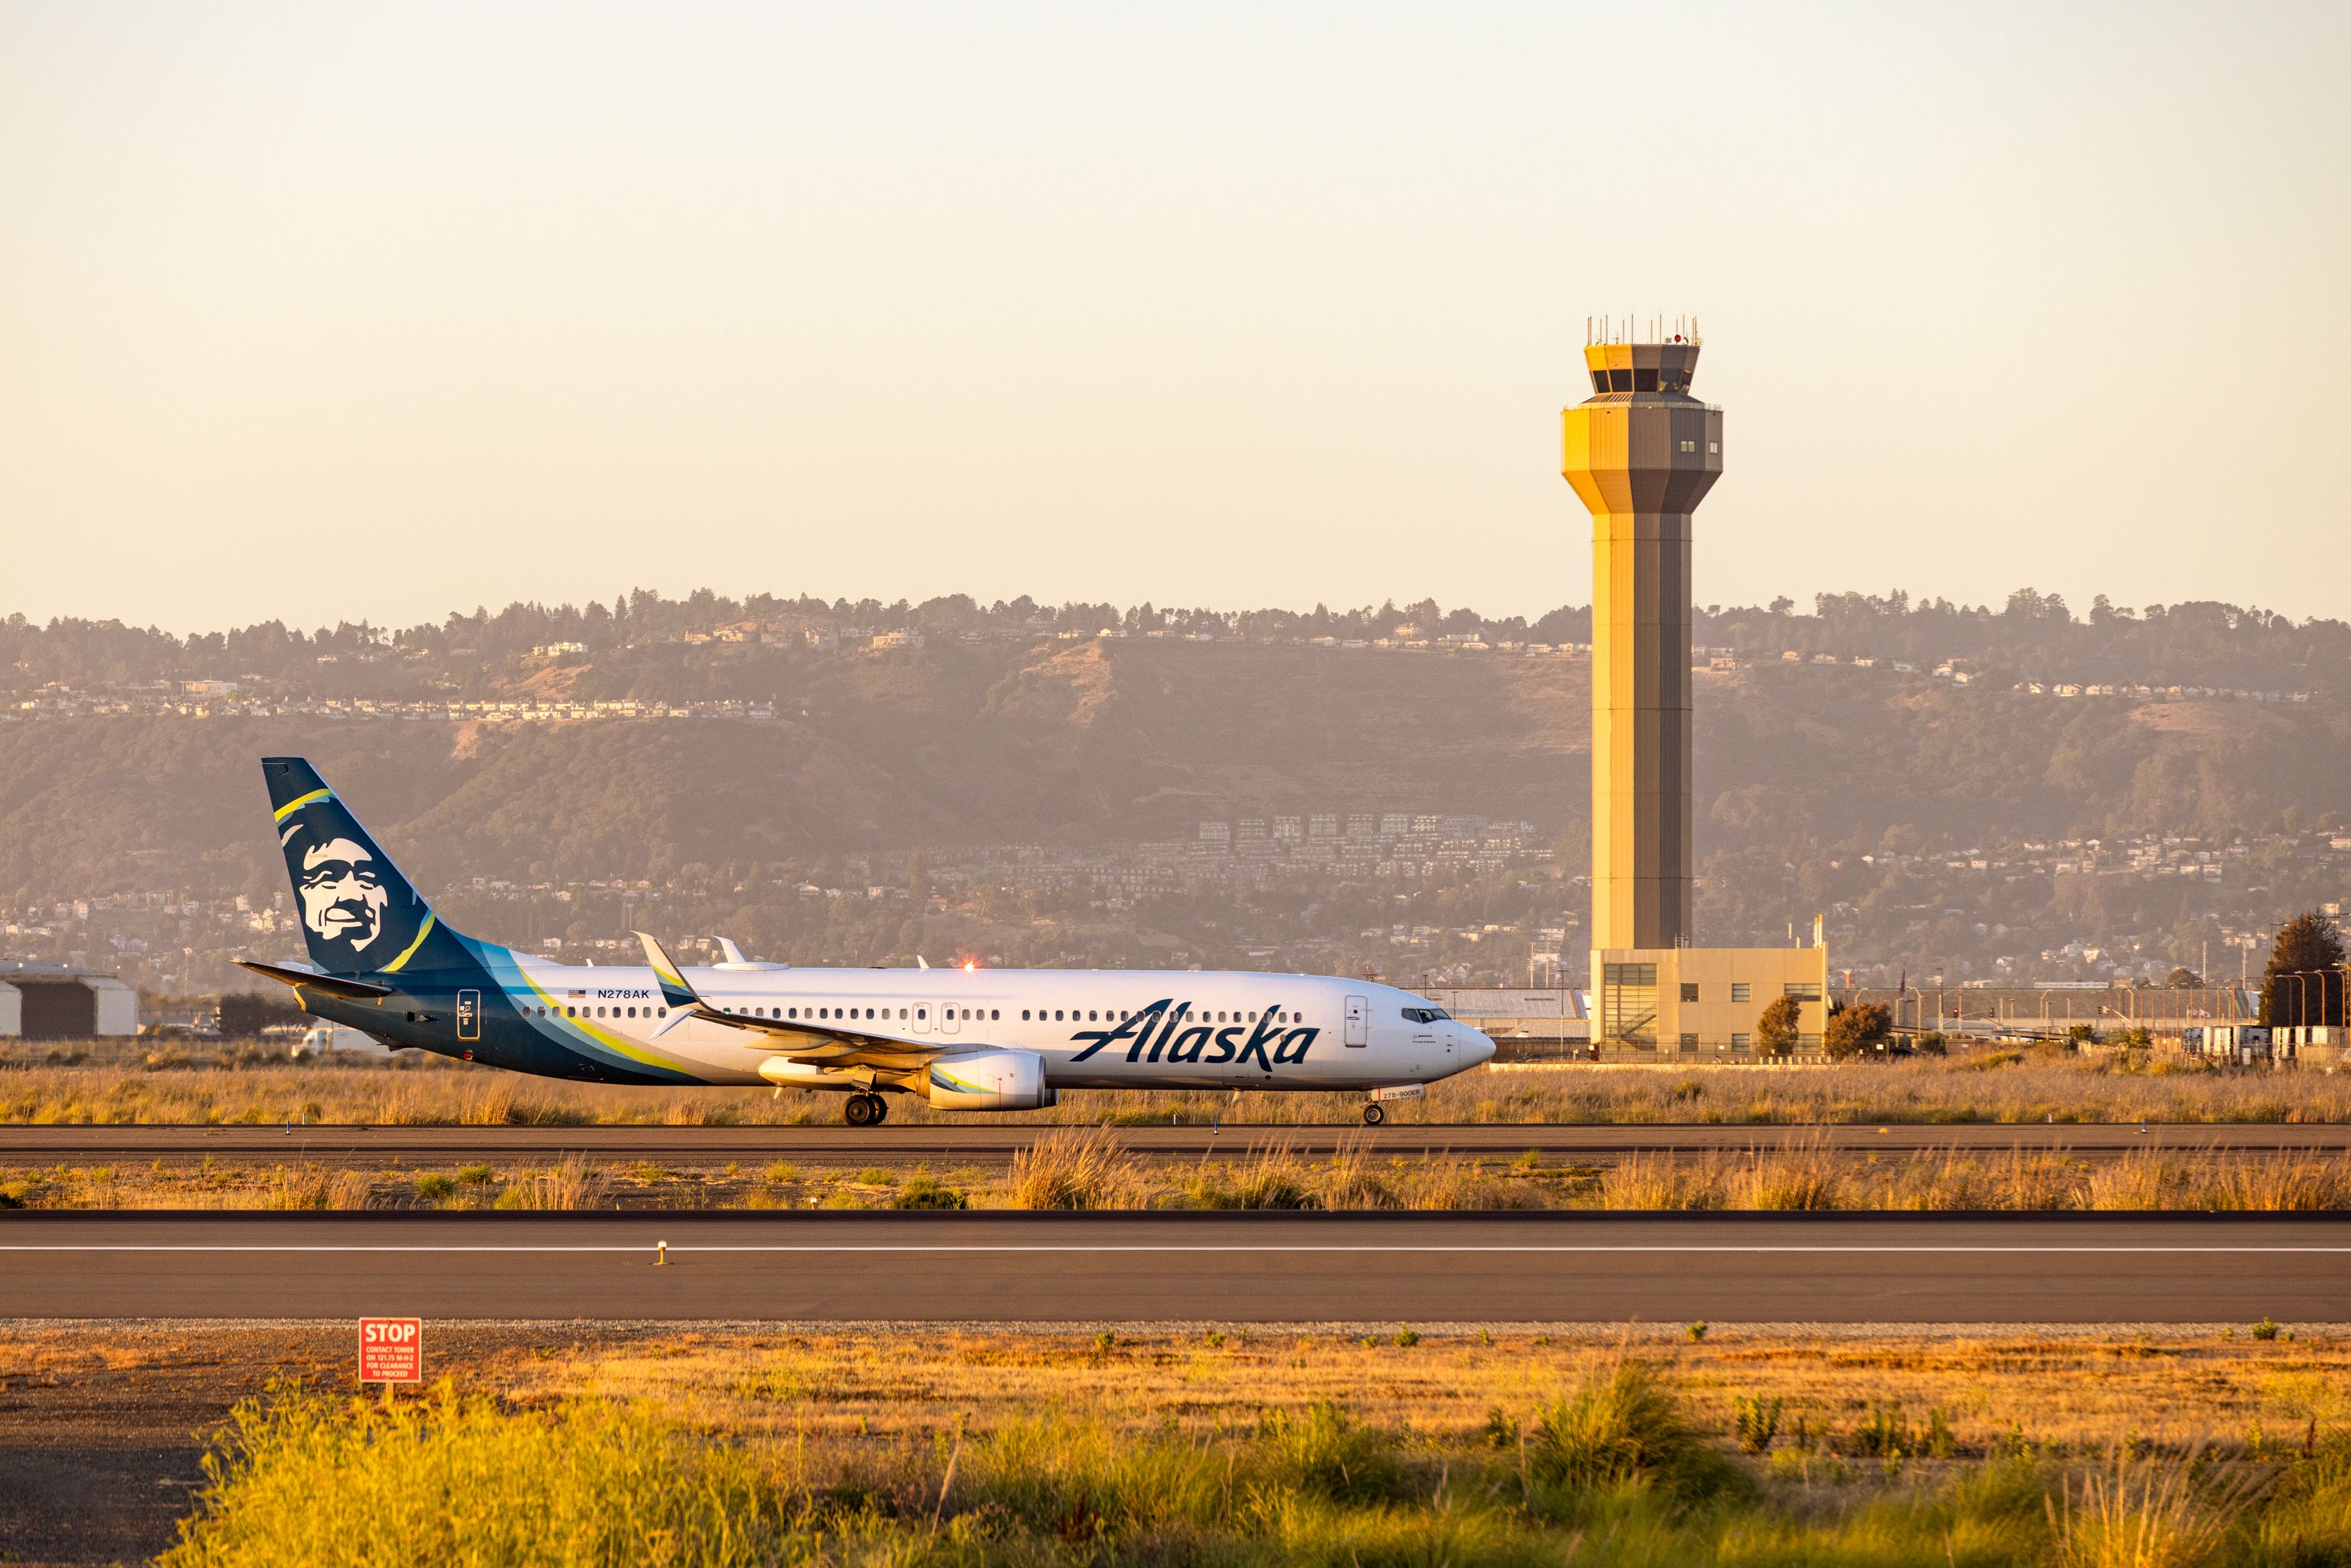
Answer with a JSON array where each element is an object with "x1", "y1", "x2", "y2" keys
[{"x1": 237, "y1": 758, "x2": 1494, "y2": 1125}]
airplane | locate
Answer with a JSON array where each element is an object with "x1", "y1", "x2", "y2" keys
[{"x1": 238, "y1": 757, "x2": 1496, "y2": 1125}]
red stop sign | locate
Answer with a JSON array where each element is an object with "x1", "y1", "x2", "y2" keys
[{"x1": 357, "y1": 1317, "x2": 423, "y2": 1383}]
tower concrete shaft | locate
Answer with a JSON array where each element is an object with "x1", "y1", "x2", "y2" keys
[{"x1": 1562, "y1": 339, "x2": 1721, "y2": 952}]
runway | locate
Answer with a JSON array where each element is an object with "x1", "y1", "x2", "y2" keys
[
  {"x1": 5, "y1": 1212, "x2": 2347, "y2": 1322},
  {"x1": 8, "y1": 1121, "x2": 2349, "y2": 1165}
]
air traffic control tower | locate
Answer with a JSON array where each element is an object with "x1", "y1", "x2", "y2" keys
[{"x1": 1563, "y1": 323, "x2": 1826, "y2": 1057}]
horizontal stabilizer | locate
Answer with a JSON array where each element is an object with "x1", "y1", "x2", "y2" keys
[{"x1": 234, "y1": 958, "x2": 396, "y2": 1001}]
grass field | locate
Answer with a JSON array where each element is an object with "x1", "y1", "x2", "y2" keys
[
  {"x1": 3, "y1": 1046, "x2": 2343, "y2": 1132},
  {"x1": 129, "y1": 1325, "x2": 2351, "y2": 1566},
  {"x1": 11, "y1": 1126, "x2": 2351, "y2": 1212}
]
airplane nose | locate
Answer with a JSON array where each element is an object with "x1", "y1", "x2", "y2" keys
[{"x1": 1463, "y1": 1027, "x2": 1496, "y2": 1066}]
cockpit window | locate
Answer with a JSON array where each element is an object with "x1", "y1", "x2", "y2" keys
[{"x1": 1401, "y1": 1006, "x2": 1451, "y2": 1024}]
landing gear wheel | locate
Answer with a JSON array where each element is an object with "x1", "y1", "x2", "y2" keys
[
  {"x1": 844, "y1": 1093, "x2": 878, "y2": 1127},
  {"x1": 868, "y1": 1094, "x2": 890, "y2": 1125},
  {"x1": 1362, "y1": 1102, "x2": 1385, "y2": 1126}
]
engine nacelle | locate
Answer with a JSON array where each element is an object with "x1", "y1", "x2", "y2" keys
[{"x1": 925, "y1": 1049, "x2": 1057, "y2": 1112}]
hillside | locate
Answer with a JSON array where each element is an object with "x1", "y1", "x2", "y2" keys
[{"x1": 3, "y1": 639, "x2": 2343, "y2": 900}]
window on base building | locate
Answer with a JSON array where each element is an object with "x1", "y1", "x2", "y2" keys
[
  {"x1": 1601, "y1": 962, "x2": 1658, "y2": 1045},
  {"x1": 1680, "y1": 983, "x2": 1699, "y2": 1002},
  {"x1": 1785, "y1": 982, "x2": 1823, "y2": 1000},
  {"x1": 1730, "y1": 982, "x2": 1749, "y2": 1003},
  {"x1": 1679, "y1": 1033, "x2": 1698, "y2": 1048},
  {"x1": 1731, "y1": 1033, "x2": 1750, "y2": 1050}
]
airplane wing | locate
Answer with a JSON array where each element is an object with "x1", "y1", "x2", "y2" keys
[{"x1": 635, "y1": 931, "x2": 953, "y2": 1071}]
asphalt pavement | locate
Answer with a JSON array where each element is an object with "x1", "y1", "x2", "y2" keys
[{"x1": 5, "y1": 1211, "x2": 2346, "y2": 1323}]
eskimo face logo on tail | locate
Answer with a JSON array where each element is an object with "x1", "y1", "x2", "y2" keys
[
  {"x1": 277, "y1": 804, "x2": 423, "y2": 972},
  {"x1": 297, "y1": 837, "x2": 390, "y2": 957}
]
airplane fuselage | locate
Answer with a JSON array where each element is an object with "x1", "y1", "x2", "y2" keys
[{"x1": 296, "y1": 942, "x2": 1494, "y2": 1093}]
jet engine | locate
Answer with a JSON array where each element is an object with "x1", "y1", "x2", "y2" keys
[{"x1": 925, "y1": 1049, "x2": 1056, "y2": 1112}]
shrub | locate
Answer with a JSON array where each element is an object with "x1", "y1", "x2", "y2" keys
[
  {"x1": 1851, "y1": 1406, "x2": 1911, "y2": 1459},
  {"x1": 456, "y1": 1164, "x2": 494, "y2": 1187},
  {"x1": 1529, "y1": 1358, "x2": 1709, "y2": 1494},
  {"x1": 1733, "y1": 1395, "x2": 1781, "y2": 1454},
  {"x1": 2253, "y1": 1317, "x2": 2281, "y2": 1341},
  {"x1": 1251, "y1": 1401, "x2": 1404, "y2": 1503},
  {"x1": 413, "y1": 1173, "x2": 457, "y2": 1203},
  {"x1": 891, "y1": 1175, "x2": 967, "y2": 1210}
]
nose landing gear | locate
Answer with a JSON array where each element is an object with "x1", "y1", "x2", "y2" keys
[
  {"x1": 843, "y1": 1093, "x2": 890, "y2": 1127},
  {"x1": 1362, "y1": 1102, "x2": 1385, "y2": 1126}
]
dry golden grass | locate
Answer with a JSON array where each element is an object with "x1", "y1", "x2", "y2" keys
[
  {"x1": 1005, "y1": 1124, "x2": 1153, "y2": 1210},
  {"x1": 5, "y1": 1047, "x2": 2345, "y2": 1129},
  {"x1": 16, "y1": 1138, "x2": 2351, "y2": 1213}
]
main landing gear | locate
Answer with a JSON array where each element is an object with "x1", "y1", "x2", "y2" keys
[
  {"x1": 843, "y1": 1093, "x2": 891, "y2": 1127},
  {"x1": 1362, "y1": 1102, "x2": 1386, "y2": 1126}
]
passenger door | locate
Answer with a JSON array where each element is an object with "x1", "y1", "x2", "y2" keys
[
  {"x1": 1343, "y1": 995, "x2": 1369, "y2": 1047},
  {"x1": 940, "y1": 1004, "x2": 960, "y2": 1036}
]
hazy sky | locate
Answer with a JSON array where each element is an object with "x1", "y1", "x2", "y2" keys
[{"x1": 2, "y1": 2, "x2": 2344, "y2": 632}]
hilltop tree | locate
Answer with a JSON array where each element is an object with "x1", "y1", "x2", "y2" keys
[
  {"x1": 1755, "y1": 995, "x2": 1803, "y2": 1059},
  {"x1": 2261, "y1": 911, "x2": 2346, "y2": 1027}
]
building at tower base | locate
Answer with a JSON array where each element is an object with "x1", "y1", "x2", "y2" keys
[{"x1": 1565, "y1": 328, "x2": 1827, "y2": 1059}]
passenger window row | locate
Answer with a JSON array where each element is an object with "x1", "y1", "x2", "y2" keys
[
  {"x1": 531, "y1": 1002, "x2": 1306, "y2": 1029},
  {"x1": 534, "y1": 1005, "x2": 667, "y2": 1020},
  {"x1": 1019, "y1": 1008, "x2": 1297, "y2": 1024}
]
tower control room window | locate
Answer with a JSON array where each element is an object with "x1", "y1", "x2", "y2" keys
[
  {"x1": 1607, "y1": 368, "x2": 1632, "y2": 392},
  {"x1": 1633, "y1": 368, "x2": 1658, "y2": 392},
  {"x1": 1589, "y1": 371, "x2": 1609, "y2": 394}
]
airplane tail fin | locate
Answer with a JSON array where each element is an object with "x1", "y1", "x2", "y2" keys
[
  {"x1": 262, "y1": 757, "x2": 469, "y2": 976},
  {"x1": 635, "y1": 931, "x2": 705, "y2": 1014}
]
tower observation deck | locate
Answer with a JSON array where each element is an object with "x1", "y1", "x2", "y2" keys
[{"x1": 1561, "y1": 330, "x2": 1722, "y2": 953}]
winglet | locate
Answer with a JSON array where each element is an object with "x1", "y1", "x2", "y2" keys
[{"x1": 635, "y1": 932, "x2": 701, "y2": 1012}]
